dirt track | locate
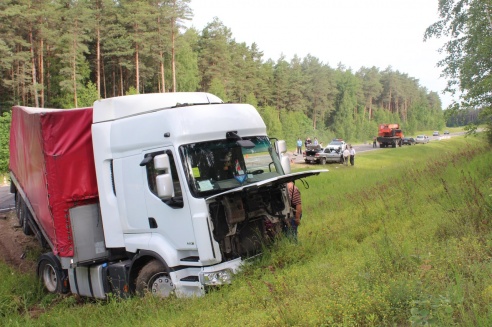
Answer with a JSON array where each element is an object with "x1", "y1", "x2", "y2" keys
[{"x1": 0, "y1": 210, "x2": 38, "y2": 274}]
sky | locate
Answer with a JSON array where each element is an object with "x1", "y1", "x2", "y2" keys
[{"x1": 186, "y1": 0, "x2": 455, "y2": 108}]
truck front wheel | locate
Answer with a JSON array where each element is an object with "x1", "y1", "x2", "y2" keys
[
  {"x1": 135, "y1": 259, "x2": 174, "y2": 297},
  {"x1": 37, "y1": 253, "x2": 68, "y2": 294}
]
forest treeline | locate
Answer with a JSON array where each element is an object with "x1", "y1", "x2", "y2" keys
[{"x1": 0, "y1": 0, "x2": 445, "y2": 148}]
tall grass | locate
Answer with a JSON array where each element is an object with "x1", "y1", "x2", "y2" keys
[{"x1": 1, "y1": 135, "x2": 491, "y2": 326}]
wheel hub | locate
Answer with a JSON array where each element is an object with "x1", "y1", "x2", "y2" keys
[{"x1": 151, "y1": 274, "x2": 174, "y2": 297}]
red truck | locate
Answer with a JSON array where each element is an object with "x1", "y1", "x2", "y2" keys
[{"x1": 376, "y1": 123, "x2": 404, "y2": 148}]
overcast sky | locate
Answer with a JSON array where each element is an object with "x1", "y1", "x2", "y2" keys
[{"x1": 186, "y1": 0, "x2": 455, "y2": 108}]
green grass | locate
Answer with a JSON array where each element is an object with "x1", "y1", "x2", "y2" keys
[{"x1": 1, "y1": 135, "x2": 492, "y2": 326}]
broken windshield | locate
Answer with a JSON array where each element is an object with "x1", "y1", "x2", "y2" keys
[{"x1": 180, "y1": 136, "x2": 284, "y2": 197}]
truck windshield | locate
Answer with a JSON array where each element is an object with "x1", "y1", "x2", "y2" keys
[{"x1": 180, "y1": 136, "x2": 284, "y2": 197}]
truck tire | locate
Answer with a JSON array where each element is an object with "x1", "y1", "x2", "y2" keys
[
  {"x1": 21, "y1": 204, "x2": 33, "y2": 236},
  {"x1": 135, "y1": 259, "x2": 174, "y2": 297},
  {"x1": 320, "y1": 158, "x2": 326, "y2": 165},
  {"x1": 37, "y1": 253, "x2": 69, "y2": 294},
  {"x1": 15, "y1": 193, "x2": 23, "y2": 226}
]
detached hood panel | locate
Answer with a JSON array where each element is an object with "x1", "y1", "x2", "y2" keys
[{"x1": 206, "y1": 170, "x2": 327, "y2": 200}]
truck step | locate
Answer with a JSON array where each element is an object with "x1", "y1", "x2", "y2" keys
[{"x1": 180, "y1": 275, "x2": 199, "y2": 282}]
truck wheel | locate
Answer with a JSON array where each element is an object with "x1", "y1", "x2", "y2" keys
[
  {"x1": 21, "y1": 205, "x2": 33, "y2": 235},
  {"x1": 320, "y1": 158, "x2": 326, "y2": 165},
  {"x1": 135, "y1": 259, "x2": 174, "y2": 297},
  {"x1": 37, "y1": 253, "x2": 68, "y2": 294},
  {"x1": 15, "y1": 193, "x2": 23, "y2": 226}
]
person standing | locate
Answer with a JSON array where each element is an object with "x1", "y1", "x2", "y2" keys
[
  {"x1": 343, "y1": 147, "x2": 350, "y2": 166},
  {"x1": 373, "y1": 137, "x2": 377, "y2": 148},
  {"x1": 285, "y1": 182, "x2": 302, "y2": 240},
  {"x1": 349, "y1": 145, "x2": 356, "y2": 166},
  {"x1": 296, "y1": 138, "x2": 302, "y2": 155},
  {"x1": 313, "y1": 137, "x2": 319, "y2": 146}
]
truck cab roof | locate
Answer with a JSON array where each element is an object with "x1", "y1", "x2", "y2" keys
[{"x1": 93, "y1": 92, "x2": 223, "y2": 123}]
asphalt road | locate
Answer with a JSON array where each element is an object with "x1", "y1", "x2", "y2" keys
[
  {"x1": 288, "y1": 132, "x2": 461, "y2": 164},
  {"x1": 0, "y1": 185, "x2": 14, "y2": 213}
]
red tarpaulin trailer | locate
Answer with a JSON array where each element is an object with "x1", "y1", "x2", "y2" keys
[{"x1": 9, "y1": 106, "x2": 98, "y2": 257}]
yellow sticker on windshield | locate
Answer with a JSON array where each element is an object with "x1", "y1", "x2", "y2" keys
[{"x1": 192, "y1": 167, "x2": 200, "y2": 178}]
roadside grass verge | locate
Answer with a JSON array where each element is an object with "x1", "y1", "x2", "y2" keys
[{"x1": 1, "y1": 135, "x2": 491, "y2": 326}]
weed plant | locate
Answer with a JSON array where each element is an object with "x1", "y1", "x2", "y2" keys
[{"x1": 1, "y1": 135, "x2": 491, "y2": 326}]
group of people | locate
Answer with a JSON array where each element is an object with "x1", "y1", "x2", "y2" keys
[
  {"x1": 296, "y1": 137, "x2": 321, "y2": 154},
  {"x1": 342, "y1": 145, "x2": 356, "y2": 166}
]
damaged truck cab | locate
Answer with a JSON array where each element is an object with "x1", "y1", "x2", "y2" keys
[{"x1": 10, "y1": 93, "x2": 324, "y2": 299}]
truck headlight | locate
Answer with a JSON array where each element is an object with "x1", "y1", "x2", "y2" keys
[{"x1": 202, "y1": 269, "x2": 233, "y2": 285}]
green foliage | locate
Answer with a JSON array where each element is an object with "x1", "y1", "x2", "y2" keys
[
  {"x1": 0, "y1": 263, "x2": 45, "y2": 321},
  {"x1": 78, "y1": 82, "x2": 100, "y2": 108},
  {"x1": 0, "y1": 112, "x2": 11, "y2": 173},
  {"x1": 0, "y1": 1, "x2": 445, "y2": 146},
  {"x1": 208, "y1": 77, "x2": 227, "y2": 102},
  {"x1": 125, "y1": 87, "x2": 139, "y2": 96},
  {"x1": 257, "y1": 106, "x2": 283, "y2": 140},
  {"x1": 425, "y1": 0, "x2": 492, "y2": 145}
]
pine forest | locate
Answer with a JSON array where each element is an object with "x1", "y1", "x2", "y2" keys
[{"x1": 0, "y1": 0, "x2": 445, "y2": 147}]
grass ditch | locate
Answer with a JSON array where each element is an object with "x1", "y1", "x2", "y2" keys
[{"x1": 1, "y1": 135, "x2": 491, "y2": 326}]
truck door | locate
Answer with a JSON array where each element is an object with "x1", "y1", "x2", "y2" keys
[{"x1": 141, "y1": 148, "x2": 195, "y2": 251}]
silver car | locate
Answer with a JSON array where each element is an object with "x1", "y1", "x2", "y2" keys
[{"x1": 415, "y1": 135, "x2": 429, "y2": 144}]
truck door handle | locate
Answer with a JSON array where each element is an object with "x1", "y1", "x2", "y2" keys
[{"x1": 148, "y1": 218, "x2": 158, "y2": 229}]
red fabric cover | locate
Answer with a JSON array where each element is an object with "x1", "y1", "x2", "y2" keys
[{"x1": 9, "y1": 106, "x2": 98, "y2": 257}]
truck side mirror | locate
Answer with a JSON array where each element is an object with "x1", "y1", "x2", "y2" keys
[
  {"x1": 276, "y1": 140, "x2": 287, "y2": 154},
  {"x1": 275, "y1": 140, "x2": 291, "y2": 174},
  {"x1": 154, "y1": 154, "x2": 174, "y2": 199},
  {"x1": 281, "y1": 155, "x2": 291, "y2": 174}
]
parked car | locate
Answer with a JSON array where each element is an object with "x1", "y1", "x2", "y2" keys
[
  {"x1": 432, "y1": 131, "x2": 440, "y2": 136},
  {"x1": 316, "y1": 148, "x2": 344, "y2": 164},
  {"x1": 402, "y1": 137, "x2": 416, "y2": 145},
  {"x1": 444, "y1": 130, "x2": 450, "y2": 135},
  {"x1": 303, "y1": 145, "x2": 343, "y2": 164},
  {"x1": 415, "y1": 135, "x2": 429, "y2": 144}
]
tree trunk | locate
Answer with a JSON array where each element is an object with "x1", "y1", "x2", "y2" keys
[
  {"x1": 39, "y1": 38, "x2": 44, "y2": 108},
  {"x1": 72, "y1": 26, "x2": 78, "y2": 107},
  {"x1": 171, "y1": 16, "x2": 176, "y2": 92},
  {"x1": 368, "y1": 96, "x2": 372, "y2": 120},
  {"x1": 160, "y1": 51, "x2": 165, "y2": 92},
  {"x1": 102, "y1": 55, "x2": 106, "y2": 98},
  {"x1": 96, "y1": 24, "x2": 101, "y2": 99},
  {"x1": 135, "y1": 43, "x2": 140, "y2": 93},
  {"x1": 29, "y1": 28, "x2": 39, "y2": 107},
  {"x1": 119, "y1": 65, "x2": 123, "y2": 96},
  {"x1": 73, "y1": 59, "x2": 77, "y2": 107}
]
